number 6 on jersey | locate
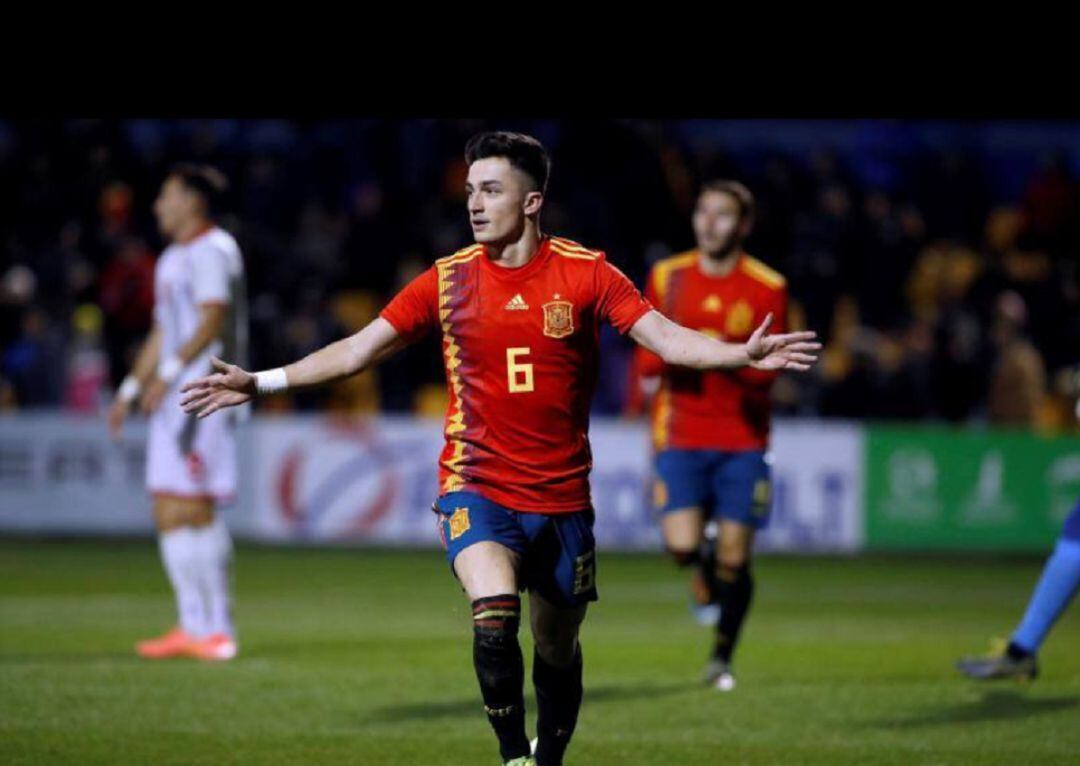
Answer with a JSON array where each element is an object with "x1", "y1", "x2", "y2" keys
[{"x1": 506, "y1": 347, "x2": 534, "y2": 393}]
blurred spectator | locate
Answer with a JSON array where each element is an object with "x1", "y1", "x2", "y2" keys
[
  {"x1": 64, "y1": 304, "x2": 109, "y2": 414},
  {"x1": 1020, "y1": 151, "x2": 1079, "y2": 257},
  {"x1": 98, "y1": 237, "x2": 155, "y2": 386},
  {"x1": 986, "y1": 291, "x2": 1046, "y2": 427},
  {"x1": 789, "y1": 183, "x2": 859, "y2": 340},
  {"x1": 2, "y1": 306, "x2": 64, "y2": 407}
]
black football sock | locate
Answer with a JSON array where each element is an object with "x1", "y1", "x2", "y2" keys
[
  {"x1": 698, "y1": 534, "x2": 719, "y2": 603},
  {"x1": 472, "y1": 595, "x2": 530, "y2": 762},
  {"x1": 712, "y1": 564, "x2": 754, "y2": 663},
  {"x1": 532, "y1": 644, "x2": 583, "y2": 766}
]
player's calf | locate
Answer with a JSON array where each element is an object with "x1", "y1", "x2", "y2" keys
[
  {"x1": 532, "y1": 643, "x2": 582, "y2": 766},
  {"x1": 472, "y1": 594, "x2": 531, "y2": 763},
  {"x1": 529, "y1": 593, "x2": 587, "y2": 766},
  {"x1": 712, "y1": 562, "x2": 754, "y2": 665}
]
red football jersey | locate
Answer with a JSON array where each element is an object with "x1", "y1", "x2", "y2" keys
[
  {"x1": 380, "y1": 236, "x2": 653, "y2": 514},
  {"x1": 635, "y1": 250, "x2": 788, "y2": 452}
]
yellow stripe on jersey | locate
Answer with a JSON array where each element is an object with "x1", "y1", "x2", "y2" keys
[
  {"x1": 550, "y1": 237, "x2": 601, "y2": 260},
  {"x1": 436, "y1": 250, "x2": 480, "y2": 494},
  {"x1": 739, "y1": 255, "x2": 786, "y2": 290},
  {"x1": 652, "y1": 381, "x2": 672, "y2": 450},
  {"x1": 550, "y1": 236, "x2": 599, "y2": 254},
  {"x1": 650, "y1": 250, "x2": 696, "y2": 305},
  {"x1": 436, "y1": 244, "x2": 483, "y2": 266}
]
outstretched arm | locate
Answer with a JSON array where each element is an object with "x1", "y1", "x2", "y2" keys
[
  {"x1": 628, "y1": 310, "x2": 820, "y2": 372},
  {"x1": 179, "y1": 317, "x2": 406, "y2": 418}
]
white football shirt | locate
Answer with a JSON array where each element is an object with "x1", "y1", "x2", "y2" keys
[{"x1": 154, "y1": 226, "x2": 247, "y2": 390}]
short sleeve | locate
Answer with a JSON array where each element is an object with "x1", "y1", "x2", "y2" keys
[
  {"x1": 190, "y1": 245, "x2": 232, "y2": 305},
  {"x1": 595, "y1": 258, "x2": 653, "y2": 335},
  {"x1": 379, "y1": 266, "x2": 440, "y2": 341}
]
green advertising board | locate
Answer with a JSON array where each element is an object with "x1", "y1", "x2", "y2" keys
[{"x1": 865, "y1": 426, "x2": 1080, "y2": 551}]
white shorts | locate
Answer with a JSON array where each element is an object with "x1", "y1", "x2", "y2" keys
[{"x1": 146, "y1": 391, "x2": 237, "y2": 502}]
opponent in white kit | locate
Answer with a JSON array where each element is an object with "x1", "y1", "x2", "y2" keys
[{"x1": 108, "y1": 164, "x2": 246, "y2": 661}]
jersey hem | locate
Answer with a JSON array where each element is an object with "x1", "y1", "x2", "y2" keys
[
  {"x1": 440, "y1": 485, "x2": 592, "y2": 515},
  {"x1": 149, "y1": 489, "x2": 235, "y2": 504}
]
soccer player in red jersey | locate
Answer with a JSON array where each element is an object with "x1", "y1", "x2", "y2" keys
[
  {"x1": 633, "y1": 181, "x2": 788, "y2": 691},
  {"x1": 180, "y1": 134, "x2": 819, "y2": 766}
]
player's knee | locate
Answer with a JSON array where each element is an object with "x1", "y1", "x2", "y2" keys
[
  {"x1": 472, "y1": 594, "x2": 521, "y2": 650},
  {"x1": 667, "y1": 547, "x2": 699, "y2": 568},
  {"x1": 717, "y1": 542, "x2": 750, "y2": 573},
  {"x1": 531, "y1": 611, "x2": 580, "y2": 667},
  {"x1": 716, "y1": 560, "x2": 750, "y2": 584},
  {"x1": 534, "y1": 631, "x2": 578, "y2": 668}
]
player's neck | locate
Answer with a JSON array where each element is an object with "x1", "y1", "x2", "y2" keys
[
  {"x1": 697, "y1": 248, "x2": 742, "y2": 277},
  {"x1": 484, "y1": 224, "x2": 542, "y2": 269},
  {"x1": 173, "y1": 217, "x2": 214, "y2": 245}
]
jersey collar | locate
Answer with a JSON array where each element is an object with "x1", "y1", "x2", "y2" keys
[
  {"x1": 480, "y1": 236, "x2": 552, "y2": 281},
  {"x1": 695, "y1": 249, "x2": 744, "y2": 280},
  {"x1": 176, "y1": 222, "x2": 216, "y2": 245}
]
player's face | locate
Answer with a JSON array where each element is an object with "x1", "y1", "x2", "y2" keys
[
  {"x1": 466, "y1": 157, "x2": 542, "y2": 245},
  {"x1": 693, "y1": 191, "x2": 746, "y2": 258},
  {"x1": 153, "y1": 176, "x2": 199, "y2": 240}
]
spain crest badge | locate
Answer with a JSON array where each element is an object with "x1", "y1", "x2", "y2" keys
[
  {"x1": 449, "y1": 506, "x2": 471, "y2": 540},
  {"x1": 725, "y1": 299, "x2": 754, "y2": 337},
  {"x1": 542, "y1": 299, "x2": 574, "y2": 339}
]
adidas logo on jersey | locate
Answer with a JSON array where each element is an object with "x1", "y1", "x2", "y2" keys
[{"x1": 504, "y1": 294, "x2": 530, "y2": 311}]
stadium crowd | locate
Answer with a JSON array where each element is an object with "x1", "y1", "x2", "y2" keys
[{"x1": 1, "y1": 119, "x2": 1078, "y2": 431}]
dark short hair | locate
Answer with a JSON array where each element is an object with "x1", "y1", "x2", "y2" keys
[
  {"x1": 169, "y1": 163, "x2": 229, "y2": 216},
  {"x1": 700, "y1": 180, "x2": 755, "y2": 224},
  {"x1": 464, "y1": 132, "x2": 551, "y2": 193}
]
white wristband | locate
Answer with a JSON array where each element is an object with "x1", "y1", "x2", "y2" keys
[
  {"x1": 157, "y1": 355, "x2": 184, "y2": 385},
  {"x1": 117, "y1": 376, "x2": 141, "y2": 403},
  {"x1": 255, "y1": 368, "x2": 289, "y2": 395}
]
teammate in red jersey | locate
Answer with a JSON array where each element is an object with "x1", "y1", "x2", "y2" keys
[
  {"x1": 633, "y1": 180, "x2": 788, "y2": 691},
  {"x1": 179, "y1": 134, "x2": 819, "y2": 766}
]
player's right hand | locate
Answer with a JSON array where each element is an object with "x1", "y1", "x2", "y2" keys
[
  {"x1": 179, "y1": 357, "x2": 257, "y2": 419},
  {"x1": 107, "y1": 398, "x2": 130, "y2": 440}
]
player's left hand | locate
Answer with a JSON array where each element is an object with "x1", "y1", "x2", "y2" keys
[
  {"x1": 746, "y1": 313, "x2": 821, "y2": 372},
  {"x1": 107, "y1": 398, "x2": 131, "y2": 440},
  {"x1": 140, "y1": 377, "x2": 168, "y2": 415}
]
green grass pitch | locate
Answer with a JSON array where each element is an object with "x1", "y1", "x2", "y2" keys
[{"x1": 2, "y1": 539, "x2": 1078, "y2": 765}]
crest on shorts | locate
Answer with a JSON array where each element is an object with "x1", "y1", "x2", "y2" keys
[
  {"x1": 542, "y1": 299, "x2": 574, "y2": 339},
  {"x1": 449, "y1": 506, "x2": 471, "y2": 540},
  {"x1": 752, "y1": 479, "x2": 772, "y2": 517},
  {"x1": 653, "y1": 479, "x2": 669, "y2": 510}
]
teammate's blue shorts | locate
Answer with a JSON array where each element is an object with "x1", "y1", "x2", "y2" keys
[
  {"x1": 1063, "y1": 498, "x2": 1080, "y2": 542},
  {"x1": 653, "y1": 449, "x2": 772, "y2": 530},
  {"x1": 433, "y1": 491, "x2": 598, "y2": 607}
]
